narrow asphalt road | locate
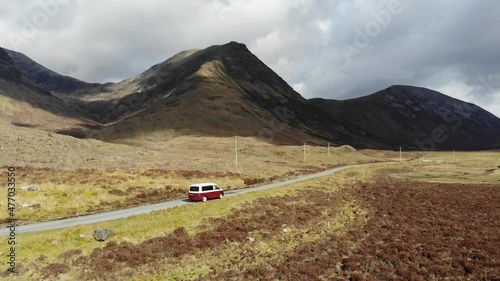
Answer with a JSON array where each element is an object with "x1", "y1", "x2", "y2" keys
[{"x1": 0, "y1": 162, "x2": 395, "y2": 236}]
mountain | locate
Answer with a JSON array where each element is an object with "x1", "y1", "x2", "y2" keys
[
  {"x1": 0, "y1": 47, "x2": 93, "y2": 132},
  {"x1": 8, "y1": 42, "x2": 355, "y2": 144},
  {"x1": 5, "y1": 49, "x2": 102, "y2": 94},
  {"x1": 310, "y1": 85, "x2": 500, "y2": 150},
  {"x1": 1, "y1": 42, "x2": 500, "y2": 150}
]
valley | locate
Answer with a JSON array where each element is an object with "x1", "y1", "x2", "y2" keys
[{"x1": 0, "y1": 41, "x2": 499, "y2": 280}]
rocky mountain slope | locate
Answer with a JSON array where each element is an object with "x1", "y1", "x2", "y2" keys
[
  {"x1": 1, "y1": 43, "x2": 500, "y2": 150},
  {"x1": 310, "y1": 85, "x2": 500, "y2": 150},
  {"x1": 5, "y1": 49, "x2": 101, "y2": 94},
  {"x1": 0, "y1": 47, "x2": 93, "y2": 132}
]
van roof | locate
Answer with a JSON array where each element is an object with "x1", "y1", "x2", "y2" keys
[{"x1": 190, "y1": 183, "x2": 217, "y2": 187}]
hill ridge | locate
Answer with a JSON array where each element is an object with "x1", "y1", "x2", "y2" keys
[{"x1": 1, "y1": 42, "x2": 500, "y2": 150}]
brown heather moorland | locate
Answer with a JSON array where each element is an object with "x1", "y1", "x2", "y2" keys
[{"x1": 23, "y1": 166, "x2": 499, "y2": 281}]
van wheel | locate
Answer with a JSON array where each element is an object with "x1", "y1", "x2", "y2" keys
[
  {"x1": 202, "y1": 196, "x2": 208, "y2": 202},
  {"x1": 219, "y1": 193, "x2": 224, "y2": 199}
]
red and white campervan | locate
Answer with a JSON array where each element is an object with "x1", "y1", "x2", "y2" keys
[{"x1": 188, "y1": 183, "x2": 224, "y2": 202}]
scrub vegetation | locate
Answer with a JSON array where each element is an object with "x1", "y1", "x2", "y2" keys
[
  {"x1": 0, "y1": 134, "x2": 387, "y2": 224},
  {"x1": 1, "y1": 152, "x2": 499, "y2": 280}
]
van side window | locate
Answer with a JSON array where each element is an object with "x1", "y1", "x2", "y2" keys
[
  {"x1": 189, "y1": 186, "x2": 199, "y2": 192},
  {"x1": 202, "y1": 185, "x2": 214, "y2": 192},
  {"x1": 214, "y1": 185, "x2": 220, "y2": 190}
]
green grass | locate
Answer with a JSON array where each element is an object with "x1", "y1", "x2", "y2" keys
[
  {"x1": 2, "y1": 152, "x2": 498, "y2": 280},
  {"x1": 0, "y1": 165, "x2": 380, "y2": 280},
  {"x1": 6, "y1": 170, "x2": 246, "y2": 223},
  {"x1": 1, "y1": 141, "x2": 381, "y2": 224},
  {"x1": 394, "y1": 151, "x2": 500, "y2": 184}
]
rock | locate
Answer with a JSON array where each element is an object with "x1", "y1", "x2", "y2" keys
[
  {"x1": 21, "y1": 185, "x2": 39, "y2": 192},
  {"x1": 51, "y1": 240, "x2": 58, "y2": 245},
  {"x1": 31, "y1": 203, "x2": 41, "y2": 210},
  {"x1": 94, "y1": 229, "x2": 112, "y2": 242},
  {"x1": 57, "y1": 273, "x2": 70, "y2": 281},
  {"x1": 246, "y1": 237, "x2": 255, "y2": 242},
  {"x1": 283, "y1": 228, "x2": 290, "y2": 233},
  {"x1": 123, "y1": 237, "x2": 131, "y2": 242},
  {"x1": 79, "y1": 234, "x2": 85, "y2": 238}
]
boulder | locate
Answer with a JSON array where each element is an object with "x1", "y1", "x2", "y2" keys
[
  {"x1": 21, "y1": 185, "x2": 39, "y2": 192},
  {"x1": 31, "y1": 203, "x2": 41, "y2": 210},
  {"x1": 94, "y1": 229, "x2": 112, "y2": 242}
]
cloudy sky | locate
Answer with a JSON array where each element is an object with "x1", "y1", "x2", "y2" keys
[{"x1": 1, "y1": 0, "x2": 499, "y2": 116}]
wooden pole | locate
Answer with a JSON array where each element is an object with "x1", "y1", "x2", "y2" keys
[
  {"x1": 304, "y1": 143, "x2": 306, "y2": 162},
  {"x1": 235, "y1": 137, "x2": 238, "y2": 167}
]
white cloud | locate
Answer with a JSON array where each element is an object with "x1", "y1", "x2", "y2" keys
[
  {"x1": 316, "y1": 19, "x2": 331, "y2": 34},
  {"x1": 0, "y1": 0, "x2": 499, "y2": 117},
  {"x1": 292, "y1": 82, "x2": 307, "y2": 97}
]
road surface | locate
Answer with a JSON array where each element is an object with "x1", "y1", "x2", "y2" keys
[{"x1": 0, "y1": 162, "x2": 394, "y2": 236}]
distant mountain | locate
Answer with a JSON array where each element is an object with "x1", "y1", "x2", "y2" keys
[
  {"x1": 5, "y1": 49, "x2": 101, "y2": 94},
  {"x1": 0, "y1": 47, "x2": 93, "y2": 132},
  {"x1": 1, "y1": 43, "x2": 500, "y2": 150},
  {"x1": 0, "y1": 47, "x2": 23, "y2": 81},
  {"x1": 310, "y1": 85, "x2": 500, "y2": 150}
]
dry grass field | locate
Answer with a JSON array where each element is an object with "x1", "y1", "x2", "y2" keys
[
  {"x1": 0, "y1": 121, "x2": 399, "y2": 224},
  {"x1": 0, "y1": 151, "x2": 498, "y2": 280},
  {"x1": 0, "y1": 167, "x2": 374, "y2": 280},
  {"x1": 393, "y1": 151, "x2": 500, "y2": 184},
  {"x1": 1, "y1": 119, "x2": 498, "y2": 280}
]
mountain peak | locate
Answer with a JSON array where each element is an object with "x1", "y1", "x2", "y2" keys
[
  {"x1": 371, "y1": 84, "x2": 468, "y2": 106},
  {"x1": 2, "y1": 43, "x2": 500, "y2": 150},
  {"x1": 209, "y1": 41, "x2": 251, "y2": 57},
  {"x1": 4, "y1": 48, "x2": 98, "y2": 93},
  {"x1": 224, "y1": 41, "x2": 248, "y2": 49}
]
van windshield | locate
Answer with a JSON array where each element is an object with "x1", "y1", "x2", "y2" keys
[{"x1": 189, "y1": 186, "x2": 199, "y2": 192}]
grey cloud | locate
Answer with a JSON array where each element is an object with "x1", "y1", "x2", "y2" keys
[{"x1": 0, "y1": 0, "x2": 499, "y2": 116}]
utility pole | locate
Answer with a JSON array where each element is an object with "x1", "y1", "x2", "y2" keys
[
  {"x1": 304, "y1": 143, "x2": 307, "y2": 162},
  {"x1": 235, "y1": 136, "x2": 238, "y2": 168}
]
